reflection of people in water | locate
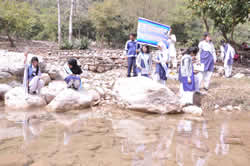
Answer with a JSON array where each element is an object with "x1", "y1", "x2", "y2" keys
[
  {"x1": 176, "y1": 120, "x2": 209, "y2": 166},
  {"x1": 215, "y1": 123, "x2": 229, "y2": 155}
]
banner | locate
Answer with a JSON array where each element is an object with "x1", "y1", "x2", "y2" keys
[{"x1": 137, "y1": 17, "x2": 171, "y2": 47}]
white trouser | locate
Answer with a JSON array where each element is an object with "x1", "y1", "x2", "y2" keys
[
  {"x1": 170, "y1": 55, "x2": 177, "y2": 68},
  {"x1": 179, "y1": 83, "x2": 194, "y2": 105},
  {"x1": 194, "y1": 74, "x2": 200, "y2": 92},
  {"x1": 29, "y1": 76, "x2": 44, "y2": 93},
  {"x1": 197, "y1": 71, "x2": 213, "y2": 89},
  {"x1": 153, "y1": 74, "x2": 166, "y2": 85},
  {"x1": 224, "y1": 64, "x2": 232, "y2": 78}
]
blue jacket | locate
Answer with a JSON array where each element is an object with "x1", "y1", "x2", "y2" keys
[{"x1": 125, "y1": 40, "x2": 140, "y2": 57}]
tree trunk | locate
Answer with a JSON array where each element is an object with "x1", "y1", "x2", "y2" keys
[
  {"x1": 57, "y1": 0, "x2": 62, "y2": 48},
  {"x1": 69, "y1": 0, "x2": 75, "y2": 45},
  {"x1": 6, "y1": 31, "x2": 15, "y2": 47},
  {"x1": 202, "y1": 16, "x2": 209, "y2": 33},
  {"x1": 222, "y1": 31, "x2": 229, "y2": 42}
]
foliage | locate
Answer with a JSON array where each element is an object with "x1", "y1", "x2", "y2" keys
[
  {"x1": 60, "y1": 40, "x2": 73, "y2": 50},
  {"x1": 74, "y1": 37, "x2": 90, "y2": 50},
  {"x1": 187, "y1": 0, "x2": 249, "y2": 42}
]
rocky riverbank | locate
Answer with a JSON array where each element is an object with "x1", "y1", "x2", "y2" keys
[{"x1": 0, "y1": 48, "x2": 250, "y2": 115}]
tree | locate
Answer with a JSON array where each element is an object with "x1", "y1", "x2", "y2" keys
[
  {"x1": 208, "y1": 0, "x2": 249, "y2": 43},
  {"x1": 0, "y1": 0, "x2": 41, "y2": 47},
  {"x1": 57, "y1": 0, "x2": 62, "y2": 47},
  {"x1": 187, "y1": 0, "x2": 249, "y2": 43},
  {"x1": 69, "y1": 0, "x2": 75, "y2": 44},
  {"x1": 187, "y1": 0, "x2": 210, "y2": 33}
]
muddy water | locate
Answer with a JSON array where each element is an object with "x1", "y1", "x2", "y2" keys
[{"x1": 0, "y1": 105, "x2": 250, "y2": 166}]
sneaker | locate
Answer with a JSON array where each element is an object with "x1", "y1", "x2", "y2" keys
[
  {"x1": 73, "y1": 80, "x2": 80, "y2": 90},
  {"x1": 67, "y1": 80, "x2": 74, "y2": 88},
  {"x1": 204, "y1": 88, "x2": 209, "y2": 91}
]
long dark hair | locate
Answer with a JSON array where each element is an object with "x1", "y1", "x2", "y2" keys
[
  {"x1": 141, "y1": 45, "x2": 150, "y2": 54},
  {"x1": 31, "y1": 56, "x2": 39, "y2": 75},
  {"x1": 68, "y1": 58, "x2": 82, "y2": 75}
]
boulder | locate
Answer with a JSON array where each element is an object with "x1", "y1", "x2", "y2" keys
[
  {"x1": 0, "y1": 72, "x2": 12, "y2": 79},
  {"x1": 233, "y1": 73, "x2": 245, "y2": 79},
  {"x1": 113, "y1": 77, "x2": 180, "y2": 114},
  {"x1": 0, "y1": 84, "x2": 12, "y2": 100},
  {"x1": 0, "y1": 51, "x2": 44, "y2": 77},
  {"x1": 40, "y1": 81, "x2": 67, "y2": 103},
  {"x1": 4, "y1": 87, "x2": 47, "y2": 109},
  {"x1": 40, "y1": 73, "x2": 51, "y2": 85},
  {"x1": 47, "y1": 89, "x2": 93, "y2": 112},
  {"x1": 182, "y1": 105, "x2": 203, "y2": 116}
]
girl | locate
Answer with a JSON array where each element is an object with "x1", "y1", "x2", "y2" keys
[
  {"x1": 197, "y1": 33, "x2": 217, "y2": 91},
  {"x1": 167, "y1": 29, "x2": 177, "y2": 68},
  {"x1": 179, "y1": 47, "x2": 196, "y2": 106},
  {"x1": 23, "y1": 52, "x2": 44, "y2": 95},
  {"x1": 154, "y1": 41, "x2": 170, "y2": 85},
  {"x1": 63, "y1": 58, "x2": 82, "y2": 90},
  {"x1": 136, "y1": 45, "x2": 152, "y2": 78},
  {"x1": 221, "y1": 40, "x2": 235, "y2": 78}
]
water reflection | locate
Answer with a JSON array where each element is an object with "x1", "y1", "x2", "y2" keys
[
  {"x1": 176, "y1": 120, "x2": 209, "y2": 166},
  {"x1": 215, "y1": 123, "x2": 230, "y2": 155}
]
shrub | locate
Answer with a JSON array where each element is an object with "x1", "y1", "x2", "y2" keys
[
  {"x1": 74, "y1": 37, "x2": 90, "y2": 50},
  {"x1": 60, "y1": 40, "x2": 73, "y2": 50}
]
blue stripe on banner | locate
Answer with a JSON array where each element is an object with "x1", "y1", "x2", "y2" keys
[
  {"x1": 137, "y1": 38, "x2": 169, "y2": 48},
  {"x1": 138, "y1": 18, "x2": 171, "y2": 31}
]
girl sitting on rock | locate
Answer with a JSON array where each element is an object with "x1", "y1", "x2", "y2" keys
[
  {"x1": 23, "y1": 52, "x2": 44, "y2": 95},
  {"x1": 136, "y1": 45, "x2": 152, "y2": 78},
  {"x1": 62, "y1": 58, "x2": 82, "y2": 90}
]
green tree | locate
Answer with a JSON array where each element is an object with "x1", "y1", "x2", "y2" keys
[{"x1": 0, "y1": 0, "x2": 41, "y2": 47}]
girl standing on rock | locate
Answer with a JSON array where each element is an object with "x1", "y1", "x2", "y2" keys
[
  {"x1": 154, "y1": 41, "x2": 170, "y2": 85},
  {"x1": 62, "y1": 58, "x2": 82, "y2": 90},
  {"x1": 220, "y1": 40, "x2": 235, "y2": 78},
  {"x1": 197, "y1": 33, "x2": 217, "y2": 91},
  {"x1": 136, "y1": 45, "x2": 152, "y2": 78},
  {"x1": 23, "y1": 51, "x2": 44, "y2": 95},
  {"x1": 179, "y1": 47, "x2": 196, "y2": 106}
]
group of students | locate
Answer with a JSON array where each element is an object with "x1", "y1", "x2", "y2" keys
[
  {"x1": 23, "y1": 31, "x2": 236, "y2": 107},
  {"x1": 124, "y1": 32, "x2": 236, "y2": 106},
  {"x1": 23, "y1": 52, "x2": 83, "y2": 95},
  {"x1": 125, "y1": 31, "x2": 177, "y2": 85}
]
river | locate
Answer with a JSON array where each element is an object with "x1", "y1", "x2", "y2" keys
[{"x1": 0, "y1": 104, "x2": 249, "y2": 166}]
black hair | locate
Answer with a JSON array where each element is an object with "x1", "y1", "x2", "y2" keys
[
  {"x1": 68, "y1": 58, "x2": 82, "y2": 75},
  {"x1": 203, "y1": 32, "x2": 210, "y2": 40},
  {"x1": 141, "y1": 45, "x2": 150, "y2": 54},
  {"x1": 221, "y1": 40, "x2": 226, "y2": 45},
  {"x1": 184, "y1": 47, "x2": 198, "y2": 55},
  {"x1": 130, "y1": 33, "x2": 137, "y2": 38},
  {"x1": 31, "y1": 56, "x2": 39, "y2": 76}
]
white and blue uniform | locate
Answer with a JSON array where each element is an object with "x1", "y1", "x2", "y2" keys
[
  {"x1": 167, "y1": 32, "x2": 177, "y2": 68},
  {"x1": 154, "y1": 42, "x2": 170, "y2": 85},
  {"x1": 197, "y1": 40, "x2": 217, "y2": 90},
  {"x1": 179, "y1": 54, "x2": 195, "y2": 105},
  {"x1": 23, "y1": 64, "x2": 44, "y2": 94},
  {"x1": 136, "y1": 52, "x2": 152, "y2": 77},
  {"x1": 222, "y1": 43, "x2": 235, "y2": 78},
  {"x1": 125, "y1": 40, "x2": 140, "y2": 77}
]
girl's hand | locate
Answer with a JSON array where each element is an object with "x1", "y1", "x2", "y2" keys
[{"x1": 188, "y1": 77, "x2": 191, "y2": 84}]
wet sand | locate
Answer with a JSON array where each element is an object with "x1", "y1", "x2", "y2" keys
[{"x1": 0, "y1": 105, "x2": 250, "y2": 166}]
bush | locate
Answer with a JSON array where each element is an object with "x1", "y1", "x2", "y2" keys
[
  {"x1": 74, "y1": 37, "x2": 90, "y2": 50},
  {"x1": 60, "y1": 40, "x2": 73, "y2": 50}
]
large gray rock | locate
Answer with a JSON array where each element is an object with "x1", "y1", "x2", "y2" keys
[
  {"x1": 113, "y1": 77, "x2": 180, "y2": 114},
  {"x1": 40, "y1": 73, "x2": 51, "y2": 86},
  {"x1": 0, "y1": 50, "x2": 44, "y2": 77},
  {"x1": 47, "y1": 89, "x2": 94, "y2": 112},
  {"x1": 40, "y1": 81, "x2": 67, "y2": 104},
  {"x1": 0, "y1": 84, "x2": 12, "y2": 100},
  {"x1": 0, "y1": 72, "x2": 12, "y2": 79},
  {"x1": 4, "y1": 87, "x2": 47, "y2": 109}
]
